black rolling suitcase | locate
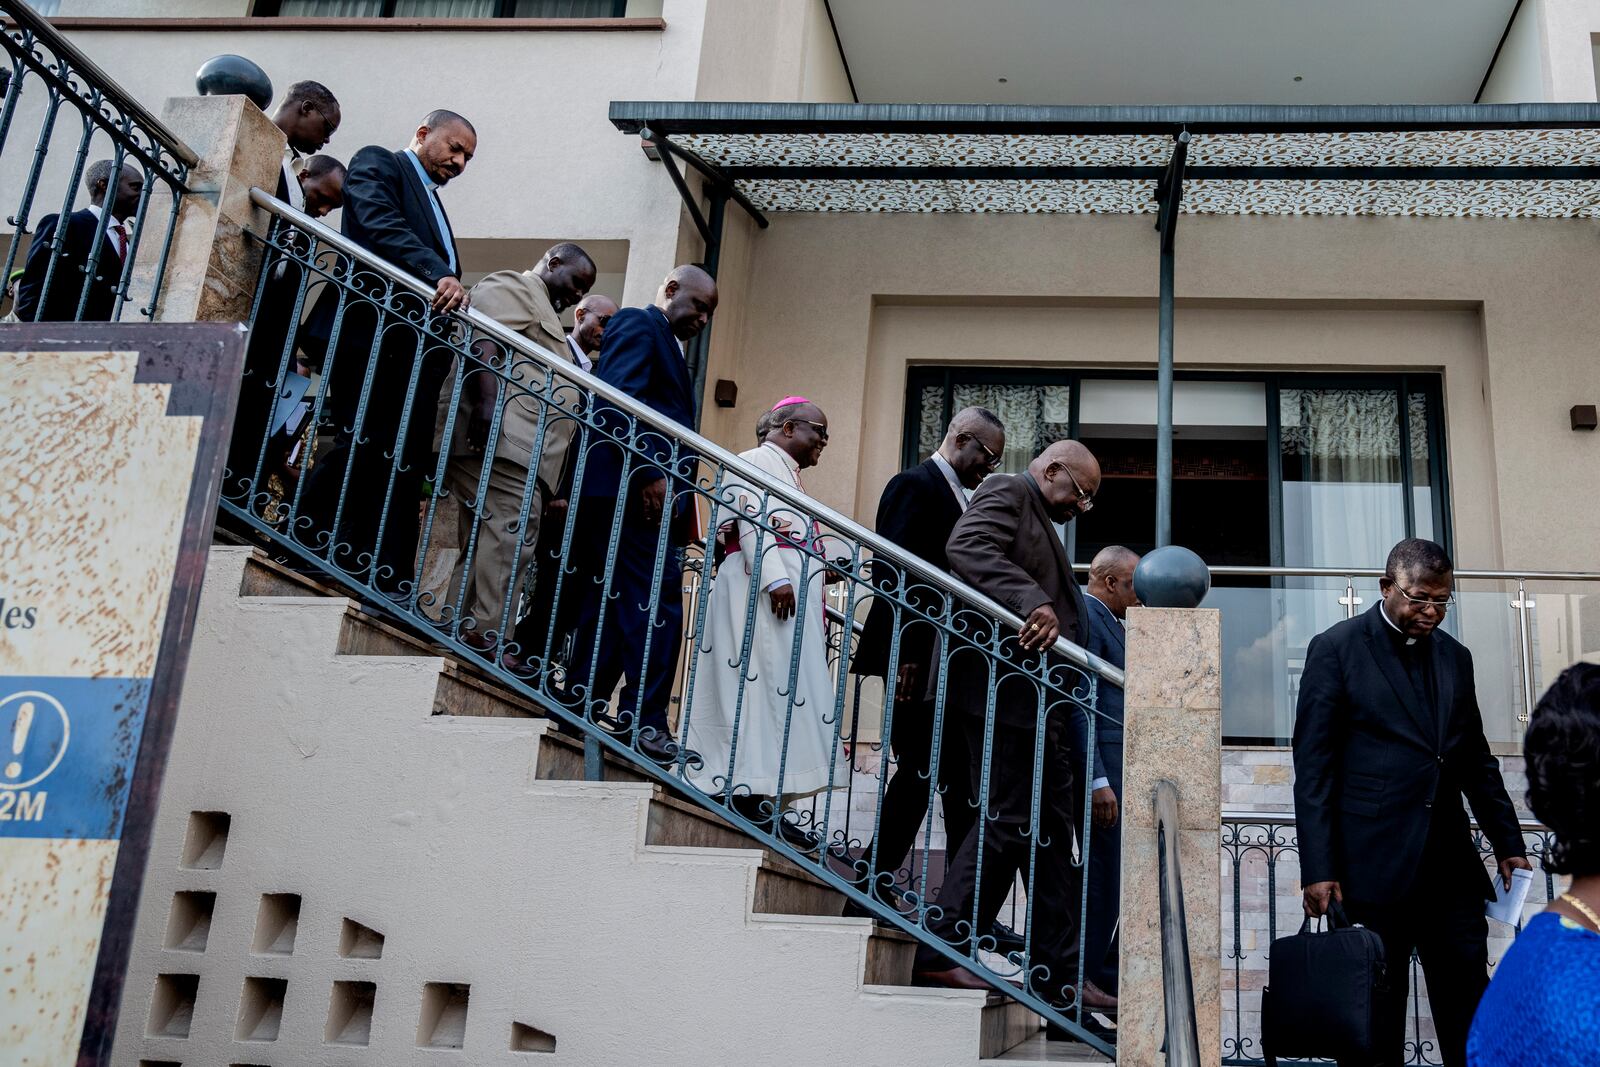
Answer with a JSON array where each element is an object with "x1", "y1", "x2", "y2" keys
[{"x1": 1261, "y1": 901, "x2": 1388, "y2": 1066}]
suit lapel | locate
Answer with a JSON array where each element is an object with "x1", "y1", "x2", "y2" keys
[
  {"x1": 1433, "y1": 637, "x2": 1456, "y2": 742},
  {"x1": 1360, "y1": 609, "x2": 1436, "y2": 744},
  {"x1": 920, "y1": 458, "x2": 965, "y2": 521},
  {"x1": 1093, "y1": 597, "x2": 1126, "y2": 654},
  {"x1": 653, "y1": 307, "x2": 693, "y2": 407},
  {"x1": 1019, "y1": 473, "x2": 1084, "y2": 641},
  {"x1": 395, "y1": 150, "x2": 450, "y2": 262}
]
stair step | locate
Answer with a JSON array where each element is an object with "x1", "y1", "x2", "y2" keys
[
  {"x1": 980, "y1": 995, "x2": 1042, "y2": 1059},
  {"x1": 983, "y1": 1029, "x2": 1111, "y2": 1063}
]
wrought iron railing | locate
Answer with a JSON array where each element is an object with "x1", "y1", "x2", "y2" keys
[
  {"x1": 1220, "y1": 810, "x2": 1558, "y2": 1066},
  {"x1": 222, "y1": 189, "x2": 1125, "y2": 1053},
  {"x1": 1, "y1": 0, "x2": 193, "y2": 322}
]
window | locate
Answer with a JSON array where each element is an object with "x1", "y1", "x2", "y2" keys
[
  {"x1": 257, "y1": 0, "x2": 627, "y2": 17},
  {"x1": 904, "y1": 368, "x2": 1450, "y2": 743}
]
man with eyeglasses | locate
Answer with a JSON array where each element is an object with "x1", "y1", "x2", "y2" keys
[
  {"x1": 1294, "y1": 537, "x2": 1529, "y2": 1067},
  {"x1": 850, "y1": 406, "x2": 1005, "y2": 909},
  {"x1": 911, "y1": 439, "x2": 1117, "y2": 1015}
]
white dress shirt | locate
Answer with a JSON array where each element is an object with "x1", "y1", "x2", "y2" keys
[
  {"x1": 85, "y1": 204, "x2": 127, "y2": 260},
  {"x1": 403, "y1": 149, "x2": 457, "y2": 274},
  {"x1": 929, "y1": 450, "x2": 969, "y2": 511},
  {"x1": 281, "y1": 146, "x2": 305, "y2": 212},
  {"x1": 565, "y1": 333, "x2": 593, "y2": 373}
]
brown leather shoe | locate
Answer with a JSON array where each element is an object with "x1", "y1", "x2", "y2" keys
[
  {"x1": 1078, "y1": 979, "x2": 1118, "y2": 1013},
  {"x1": 911, "y1": 966, "x2": 992, "y2": 991}
]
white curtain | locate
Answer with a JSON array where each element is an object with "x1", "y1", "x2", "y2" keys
[
  {"x1": 276, "y1": 0, "x2": 387, "y2": 14},
  {"x1": 1279, "y1": 387, "x2": 1406, "y2": 569}
]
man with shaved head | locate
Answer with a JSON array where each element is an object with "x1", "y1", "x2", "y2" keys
[
  {"x1": 300, "y1": 109, "x2": 477, "y2": 597},
  {"x1": 850, "y1": 406, "x2": 1006, "y2": 907},
  {"x1": 561, "y1": 264, "x2": 718, "y2": 764},
  {"x1": 1075, "y1": 543, "x2": 1140, "y2": 1005},
  {"x1": 912, "y1": 439, "x2": 1117, "y2": 1015}
]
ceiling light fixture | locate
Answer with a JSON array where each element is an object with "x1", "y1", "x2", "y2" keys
[
  {"x1": 1293, "y1": 75, "x2": 1304, "y2": 82},
  {"x1": 998, "y1": 77, "x2": 1008, "y2": 84}
]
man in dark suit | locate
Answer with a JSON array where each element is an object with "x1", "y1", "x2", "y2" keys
[
  {"x1": 228, "y1": 153, "x2": 347, "y2": 509},
  {"x1": 912, "y1": 440, "x2": 1116, "y2": 1014},
  {"x1": 1073, "y1": 544, "x2": 1138, "y2": 1001},
  {"x1": 851, "y1": 406, "x2": 1006, "y2": 899},
  {"x1": 1294, "y1": 538, "x2": 1530, "y2": 1067},
  {"x1": 14, "y1": 158, "x2": 143, "y2": 322},
  {"x1": 299, "y1": 110, "x2": 475, "y2": 598},
  {"x1": 563, "y1": 265, "x2": 717, "y2": 763},
  {"x1": 270, "y1": 80, "x2": 341, "y2": 206}
]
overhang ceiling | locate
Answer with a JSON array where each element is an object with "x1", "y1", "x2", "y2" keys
[{"x1": 825, "y1": 0, "x2": 1518, "y2": 106}]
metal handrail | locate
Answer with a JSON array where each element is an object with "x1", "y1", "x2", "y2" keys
[
  {"x1": 0, "y1": 0, "x2": 198, "y2": 168},
  {"x1": 1155, "y1": 779, "x2": 1201, "y2": 1067},
  {"x1": 248, "y1": 188, "x2": 1125, "y2": 687},
  {"x1": 1067, "y1": 562, "x2": 1600, "y2": 582}
]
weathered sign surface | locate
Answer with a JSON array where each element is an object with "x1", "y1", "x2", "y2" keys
[{"x1": 0, "y1": 324, "x2": 240, "y2": 1066}]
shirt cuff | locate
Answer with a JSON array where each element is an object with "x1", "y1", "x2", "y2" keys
[
  {"x1": 767, "y1": 578, "x2": 792, "y2": 592},
  {"x1": 1091, "y1": 777, "x2": 1111, "y2": 792}
]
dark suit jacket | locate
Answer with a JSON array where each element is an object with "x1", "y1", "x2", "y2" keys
[
  {"x1": 853, "y1": 458, "x2": 966, "y2": 679},
  {"x1": 945, "y1": 471, "x2": 1087, "y2": 731},
  {"x1": 1069, "y1": 593, "x2": 1126, "y2": 787},
  {"x1": 14, "y1": 208, "x2": 124, "y2": 322},
  {"x1": 579, "y1": 304, "x2": 698, "y2": 542},
  {"x1": 302, "y1": 147, "x2": 460, "y2": 368},
  {"x1": 1292, "y1": 604, "x2": 1525, "y2": 908}
]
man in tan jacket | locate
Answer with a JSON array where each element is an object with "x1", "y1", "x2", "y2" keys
[{"x1": 445, "y1": 242, "x2": 595, "y2": 648}]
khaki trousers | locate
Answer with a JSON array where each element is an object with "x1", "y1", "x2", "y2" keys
[{"x1": 446, "y1": 452, "x2": 543, "y2": 640}]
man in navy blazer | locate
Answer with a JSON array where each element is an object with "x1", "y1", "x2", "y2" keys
[
  {"x1": 1295, "y1": 538, "x2": 1528, "y2": 1067},
  {"x1": 1073, "y1": 545, "x2": 1138, "y2": 1001},
  {"x1": 563, "y1": 265, "x2": 717, "y2": 763},
  {"x1": 300, "y1": 110, "x2": 475, "y2": 597},
  {"x1": 14, "y1": 158, "x2": 143, "y2": 322}
]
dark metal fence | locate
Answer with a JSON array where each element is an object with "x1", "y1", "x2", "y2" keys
[
  {"x1": 1220, "y1": 811, "x2": 1557, "y2": 1066},
  {"x1": 1, "y1": 0, "x2": 193, "y2": 323},
  {"x1": 223, "y1": 189, "x2": 1126, "y2": 1053}
]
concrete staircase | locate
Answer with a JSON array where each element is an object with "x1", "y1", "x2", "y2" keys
[{"x1": 110, "y1": 547, "x2": 1110, "y2": 1066}]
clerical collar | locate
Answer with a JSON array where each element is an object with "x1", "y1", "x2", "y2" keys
[{"x1": 1379, "y1": 602, "x2": 1419, "y2": 647}]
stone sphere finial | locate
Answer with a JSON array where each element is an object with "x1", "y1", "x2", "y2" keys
[
  {"x1": 1133, "y1": 545, "x2": 1211, "y2": 609},
  {"x1": 195, "y1": 55, "x2": 273, "y2": 112}
]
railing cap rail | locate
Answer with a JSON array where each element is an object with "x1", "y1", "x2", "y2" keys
[
  {"x1": 1222, "y1": 808, "x2": 1549, "y2": 832},
  {"x1": 252, "y1": 189, "x2": 1124, "y2": 688},
  {"x1": 1202, "y1": 564, "x2": 1600, "y2": 583},
  {"x1": 2, "y1": 0, "x2": 200, "y2": 168}
]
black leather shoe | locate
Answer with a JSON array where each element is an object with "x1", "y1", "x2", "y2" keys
[
  {"x1": 989, "y1": 919, "x2": 1025, "y2": 955},
  {"x1": 778, "y1": 817, "x2": 821, "y2": 854},
  {"x1": 637, "y1": 730, "x2": 699, "y2": 768}
]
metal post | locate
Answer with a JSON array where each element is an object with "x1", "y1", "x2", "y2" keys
[
  {"x1": 1512, "y1": 578, "x2": 1536, "y2": 723},
  {"x1": 1339, "y1": 576, "x2": 1363, "y2": 619},
  {"x1": 1154, "y1": 130, "x2": 1189, "y2": 549},
  {"x1": 686, "y1": 188, "x2": 726, "y2": 429}
]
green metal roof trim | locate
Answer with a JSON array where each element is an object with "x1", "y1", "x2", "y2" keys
[{"x1": 610, "y1": 101, "x2": 1600, "y2": 217}]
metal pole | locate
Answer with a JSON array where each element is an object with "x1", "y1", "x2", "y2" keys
[
  {"x1": 687, "y1": 188, "x2": 727, "y2": 430},
  {"x1": 1156, "y1": 242, "x2": 1175, "y2": 548},
  {"x1": 1154, "y1": 130, "x2": 1188, "y2": 550},
  {"x1": 1512, "y1": 578, "x2": 1536, "y2": 723}
]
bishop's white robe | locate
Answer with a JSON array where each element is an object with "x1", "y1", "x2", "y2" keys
[{"x1": 685, "y1": 443, "x2": 848, "y2": 799}]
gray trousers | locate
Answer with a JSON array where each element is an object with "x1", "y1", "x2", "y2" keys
[{"x1": 446, "y1": 452, "x2": 542, "y2": 640}]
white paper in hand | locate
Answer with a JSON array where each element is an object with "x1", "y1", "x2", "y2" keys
[{"x1": 1485, "y1": 866, "x2": 1535, "y2": 926}]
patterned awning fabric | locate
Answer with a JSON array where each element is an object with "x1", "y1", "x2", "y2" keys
[{"x1": 609, "y1": 105, "x2": 1600, "y2": 217}]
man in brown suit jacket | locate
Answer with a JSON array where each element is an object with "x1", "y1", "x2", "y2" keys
[
  {"x1": 912, "y1": 440, "x2": 1116, "y2": 1014},
  {"x1": 445, "y1": 242, "x2": 595, "y2": 646}
]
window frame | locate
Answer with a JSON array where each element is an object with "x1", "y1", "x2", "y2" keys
[{"x1": 251, "y1": 0, "x2": 628, "y2": 17}]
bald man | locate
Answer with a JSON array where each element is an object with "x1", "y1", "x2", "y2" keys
[
  {"x1": 1075, "y1": 544, "x2": 1139, "y2": 1002},
  {"x1": 912, "y1": 440, "x2": 1117, "y2": 1014},
  {"x1": 562, "y1": 265, "x2": 718, "y2": 764}
]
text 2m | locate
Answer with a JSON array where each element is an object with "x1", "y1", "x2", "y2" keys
[{"x1": 0, "y1": 790, "x2": 46, "y2": 821}]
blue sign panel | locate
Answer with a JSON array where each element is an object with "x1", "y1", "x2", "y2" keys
[{"x1": 0, "y1": 677, "x2": 153, "y2": 841}]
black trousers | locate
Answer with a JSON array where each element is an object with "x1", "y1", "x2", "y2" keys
[
  {"x1": 302, "y1": 313, "x2": 453, "y2": 597},
  {"x1": 227, "y1": 261, "x2": 306, "y2": 509},
  {"x1": 866, "y1": 693, "x2": 976, "y2": 891},
  {"x1": 1339, "y1": 827, "x2": 1491, "y2": 1067},
  {"x1": 512, "y1": 493, "x2": 597, "y2": 669},
  {"x1": 914, "y1": 710, "x2": 1081, "y2": 1001},
  {"x1": 1081, "y1": 737, "x2": 1122, "y2": 991}
]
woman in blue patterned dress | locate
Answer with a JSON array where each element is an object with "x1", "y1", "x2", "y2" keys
[{"x1": 1466, "y1": 663, "x2": 1600, "y2": 1066}]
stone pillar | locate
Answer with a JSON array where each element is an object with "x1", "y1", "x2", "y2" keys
[
  {"x1": 129, "y1": 95, "x2": 283, "y2": 324},
  {"x1": 1117, "y1": 607, "x2": 1223, "y2": 1066}
]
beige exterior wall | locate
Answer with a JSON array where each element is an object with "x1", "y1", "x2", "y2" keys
[{"x1": 704, "y1": 211, "x2": 1600, "y2": 573}]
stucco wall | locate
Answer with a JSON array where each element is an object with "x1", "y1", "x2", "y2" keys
[
  {"x1": 1480, "y1": 0, "x2": 1553, "y2": 101},
  {"x1": 702, "y1": 211, "x2": 1600, "y2": 573},
  {"x1": 1527, "y1": 0, "x2": 1600, "y2": 99},
  {"x1": 695, "y1": 0, "x2": 852, "y2": 102}
]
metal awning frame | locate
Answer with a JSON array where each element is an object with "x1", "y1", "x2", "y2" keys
[{"x1": 613, "y1": 100, "x2": 1600, "y2": 546}]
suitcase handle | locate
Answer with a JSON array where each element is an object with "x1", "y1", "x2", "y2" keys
[{"x1": 1296, "y1": 898, "x2": 1352, "y2": 934}]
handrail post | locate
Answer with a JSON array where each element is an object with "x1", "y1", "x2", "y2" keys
[
  {"x1": 131, "y1": 95, "x2": 282, "y2": 323},
  {"x1": 1119, "y1": 607, "x2": 1222, "y2": 1066},
  {"x1": 1512, "y1": 577, "x2": 1536, "y2": 723},
  {"x1": 1155, "y1": 780, "x2": 1202, "y2": 1067}
]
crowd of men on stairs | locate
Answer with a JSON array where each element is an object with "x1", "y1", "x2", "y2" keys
[{"x1": 11, "y1": 85, "x2": 1588, "y2": 1061}]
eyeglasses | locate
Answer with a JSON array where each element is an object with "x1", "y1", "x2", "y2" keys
[
  {"x1": 310, "y1": 103, "x2": 338, "y2": 140},
  {"x1": 791, "y1": 419, "x2": 829, "y2": 442},
  {"x1": 1065, "y1": 466, "x2": 1094, "y2": 512},
  {"x1": 960, "y1": 435, "x2": 998, "y2": 470},
  {"x1": 1386, "y1": 577, "x2": 1454, "y2": 610}
]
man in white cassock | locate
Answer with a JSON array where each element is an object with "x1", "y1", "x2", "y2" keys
[{"x1": 686, "y1": 398, "x2": 848, "y2": 850}]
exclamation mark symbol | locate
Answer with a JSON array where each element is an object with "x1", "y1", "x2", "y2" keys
[{"x1": 5, "y1": 700, "x2": 33, "y2": 779}]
